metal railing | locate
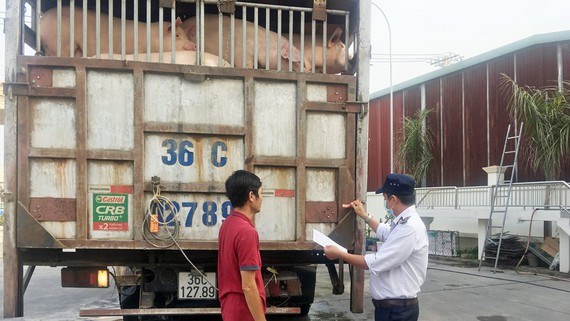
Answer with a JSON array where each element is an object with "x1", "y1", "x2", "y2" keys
[
  {"x1": 23, "y1": 0, "x2": 351, "y2": 72},
  {"x1": 416, "y1": 181, "x2": 570, "y2": 210}
]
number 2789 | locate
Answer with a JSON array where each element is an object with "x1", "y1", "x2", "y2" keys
[{"x1": 160, "y1": 200, "x2": 233, "y2": 227}]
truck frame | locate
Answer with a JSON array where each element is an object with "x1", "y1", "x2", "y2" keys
[{"x1": 3, "y1": 0, "x2": 371, "y2": 318}]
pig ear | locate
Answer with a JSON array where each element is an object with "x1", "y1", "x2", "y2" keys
[
  {"x1": 281, "y1": 43, "x2": 301, "y2": 62},
  {"x1": 328, "y1": 27, "x2": 343, "y2": 48},
  {"x1": 176, "y1": 17, "x2": 182, "y2": 27}
]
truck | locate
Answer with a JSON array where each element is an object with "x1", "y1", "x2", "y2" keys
[{"x1": 3, "y1": 0, "x2": 371, "y2": 319}]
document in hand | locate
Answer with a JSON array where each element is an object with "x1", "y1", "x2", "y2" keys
[{"x1": 312, "y1": 229, "x2": 348, "y2": 253}]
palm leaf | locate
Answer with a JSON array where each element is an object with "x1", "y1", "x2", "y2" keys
[
  {"x1": 502, "y1": 75, "x2": 570, "y2": 180},
  {"x1": 396, "y1": 108, "x2": 434, "y2": 185}
]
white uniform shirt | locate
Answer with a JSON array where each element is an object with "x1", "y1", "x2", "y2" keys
[{"x1": 364, "y1": 205, "x2": 429, "y2": 300}]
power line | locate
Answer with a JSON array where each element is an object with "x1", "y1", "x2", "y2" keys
[{"x1": 371, "y1": 52, "x2": 463, "y2": 67}]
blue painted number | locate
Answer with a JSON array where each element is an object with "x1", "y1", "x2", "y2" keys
[
  {"x1": 211, "y1": 141, "x2": 228, "y2": 167},
  {"x1": 161, "y1": 139, "x2": 227, "y2": 167}
]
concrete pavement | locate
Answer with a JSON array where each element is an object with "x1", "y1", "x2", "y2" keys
[
  {"x1": 310, "y1": 259, "x2": 570, "y2": 321},
  {"x1": 0, "y1": 258, "x2": 569, "y2": 320}
]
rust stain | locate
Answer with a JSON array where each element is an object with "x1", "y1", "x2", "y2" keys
[{"x1": 55, "y1": 160, "x2": 68, "y2": 197}]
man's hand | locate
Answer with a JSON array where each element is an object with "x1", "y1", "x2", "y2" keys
[
  {"x1": 324, "y1": 245, "x2": 344, "y2": 260},
  {"x1": 342, "y1": 199, "x2": 366, "y2": 219}
]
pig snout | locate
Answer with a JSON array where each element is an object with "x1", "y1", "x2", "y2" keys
[{"x1": 183, "y1": 41, "x2": 197, "y2": 51}]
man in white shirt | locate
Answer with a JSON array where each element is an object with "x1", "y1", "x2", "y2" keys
[{"x1": 324, "y1": 174, "x2": 429, "y2": 321}]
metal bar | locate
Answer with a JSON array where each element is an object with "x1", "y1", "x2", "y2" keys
[
  {"x1": 200, "y1": 0, "x2": 205, "y2": 65},
  {"x1": 289, "y1": 10, "x2": 293, "y2": 71},
  {"x1": 109, "y1": 0, "x2": 114, "y2": 56},
  {"x1": 75, "y1": 66, "x2": 88, "y2": 240},
  {"x1": 300, "y1": 11, "x2": 305, "y2": 73},
  {"x1": 265, "y1": 8, "x2": 269, "y2": 70},
  {"x1": 277, "y1": 9, "x2": 281, "y2": 71},
  {"x1": 35, "y1": 0, "x2": 41, "y2": 52},
  {"x1": 228, "y1": 1, "x2": 349, "y2": 15},
  {"x1": 57, "y1": 0, "x2": 61, "y2": 56},
  {"x1": 147, "y1": 0, "x2": 151, "y2": 59},
  {"x1": 82, "y1": 0, "x2": 87, "y2": 57},
  {"x1": 159, "y1": 5, "x2": 164, "y2": 63},
  {"x1": 345, "y1": 13, "x2": 349, "y2": 72},
  {"x1": 4, "y1": 0, "x2": 24, "y2": 314},
  {"x1": 195, "y1": 0, "x2": 200, "y2": 65},
  {"x1": 134, "y1": 0, "x2": 138, "y2": 60},
  {"x1": 218, "y1": 12, "x2": 223, "y2": 66},
  {"x1": 322, "y1": 20, "x2": 327, "y2": 74},
  {"x1": 230, "y1": 13, "x2": 235, "y2": 67},
  {"x1": 242, "y1": 6, "x2": 246, "y2": 68},
  {"x1": 80, "y1": 307, "x2": 301, "y2": 316},
  {"x1": 254, "y1": 7, "x2": 258, "y2": 69},
  {"x1": 22, "y1": 266, "x2": 36, "y2": 295},
  {"x1": 352, "y1": 0, "x2": 371, "y2": 312},
  {"x1": 311, "y1": 19, "x2": 316, "y2": 73},
  {"x1": 96, "y1": 0, "x2": 101, "y2": 57},
  {"x1": 69, "y1": 0, "x2": 75, "y2": 57},
  {"x1": 183, "y1": 0, "x2": 350, "y2": 15},
  {"x1": 171, "y1": 2, "x2": 176, "y2": 63},
  {"x1": 122, "y1": 0, "x2": 127, "y2": 59}
]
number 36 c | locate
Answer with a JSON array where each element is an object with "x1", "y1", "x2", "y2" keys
[{"x1": 161, "y1": 139, "x2": 227, "y2": 167}]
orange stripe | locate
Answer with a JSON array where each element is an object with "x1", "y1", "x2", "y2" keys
[
  {"x1": 110, "y1": 185, "x2": 134, "y2": 194},
  {"x1": 274, "y1": 189, "x2": 295, "y2": 197}
]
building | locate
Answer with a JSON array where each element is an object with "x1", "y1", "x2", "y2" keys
[{"x1": 368, "y1": 30, "x2": 570, "y2": 190}]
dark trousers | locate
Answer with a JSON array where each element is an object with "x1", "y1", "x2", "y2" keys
[{"x1": 373, "y1": 300, "x2": 419, "y2": 321}]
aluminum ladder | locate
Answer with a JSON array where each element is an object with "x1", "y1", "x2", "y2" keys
[{"x1": 478, "y1": 123, "x2": 524, "y2": 272}]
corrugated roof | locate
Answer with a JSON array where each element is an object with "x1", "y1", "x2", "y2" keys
[{"x1": 370, "y1": 30, "x2": 570, "y2": 100}]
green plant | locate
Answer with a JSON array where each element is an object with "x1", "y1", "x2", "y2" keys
[
  {"x1": 459, "y1": 247, "x2": 478, "y2": 260},
  {"x1": 503, "y1": 75, "x2": 570, "y2": 180},
  {"x1": 396, "y1": 108, "x2": 434, "y2": 185}
]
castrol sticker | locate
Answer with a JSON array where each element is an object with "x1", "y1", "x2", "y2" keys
[{"x1": 92, "y1": 193, "x2": 129, "y2": 231}]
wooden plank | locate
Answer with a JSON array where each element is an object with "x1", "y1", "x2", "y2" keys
[
  {"x1": 133, "y1": 68, "x2": 145, "y2": 241},
  {"x1": 297, "y1": 78, "x2": 307, "y2": 242},
  {"x1": 17, "y1": 56, "x2": 356, "y2": 84},
  {"x1": 245, "y1": 77, "x2": 254, "y2": 172},
  {"x1": 143, "y1": 123, "x2": 245, "y2": 136},
  {"x1": 304, "y1": 101, "x2": 361, "y2": 113},
  {"x1": 76, "y1": 66, "x2": 88, "y2": 240}
]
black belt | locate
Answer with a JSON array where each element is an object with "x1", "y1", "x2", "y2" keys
[{"x1": 372, "y1": 298, "x2": 418, "y2": 308}]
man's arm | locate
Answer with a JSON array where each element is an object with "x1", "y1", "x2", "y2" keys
[
  {"x1": 240, "y1": 270, "x2": 266, "y2": 321},
  {"x1": 323, "y1": 245, "x2": 369, "y2": 270}
]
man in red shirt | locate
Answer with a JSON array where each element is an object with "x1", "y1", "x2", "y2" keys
[{"x1": 218, "y1": 170, "x2": 267, "y2": 321}]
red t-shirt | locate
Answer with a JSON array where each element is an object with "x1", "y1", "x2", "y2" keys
[{"x1": 218, "y1": 210, "x2": 266, "y2": 321}]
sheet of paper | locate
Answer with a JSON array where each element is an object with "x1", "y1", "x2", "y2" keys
[{"x1": 312, "y1": 229, "x2": 348, "y2": 253}]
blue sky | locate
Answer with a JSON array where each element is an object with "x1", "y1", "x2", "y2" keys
[{"x1": 368, "y1": 0, "x2": 570, "y2": 92}]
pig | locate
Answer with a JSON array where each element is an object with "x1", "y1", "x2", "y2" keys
[
  {"x1": 181, "y1": 14, "x2": 302, "y2": 71},
  {"x1": 97, "y1": 51, "x2": 230, "y2": 67},
  {"x1": 292, "y1": 27, "x2": 347, "y2": 74},
  {"x1": 40, "y1": 7, "x2": 196, "y2": 57}
]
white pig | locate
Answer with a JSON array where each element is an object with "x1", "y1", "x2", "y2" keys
[
  {"x1": 181, "y1": 14, "x2": 302, "y2": 71},
  {"x1": 40, "y1": 7, "x2": 196, "y2": 57},
  {"x1": 293, "y1": 27, "x2": 347, "y2": 74},
  {"x1": 97, "y1": 51, "x2": 230, "y2": 67}
]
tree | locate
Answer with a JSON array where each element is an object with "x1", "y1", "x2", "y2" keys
[
  {"x1": 396, "y1": 108, "x2": 434, "y2": 185},
  {"x1": 503, "y1": 75, "x2": 570, "y2": 180}
]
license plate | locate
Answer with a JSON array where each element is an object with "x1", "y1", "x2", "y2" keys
[{"x1": 178, "y1": 272, "x2": 217, "y2": 300}]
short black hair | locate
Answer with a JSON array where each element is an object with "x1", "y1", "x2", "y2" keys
[
  {"x1": 386, "y1": 192, "x2": 416, "y2": 206},
  {"x1": 225, "y1": 170, "x2": 262, "y2": 208}
]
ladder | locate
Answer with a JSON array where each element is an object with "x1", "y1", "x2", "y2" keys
[{"x1": 478, "y1": 123, "x2": 523, "y2": 272}]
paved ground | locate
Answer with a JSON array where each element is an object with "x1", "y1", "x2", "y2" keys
[{"x1": 1, "y1": 258, "x2": 569, "y2": 320}]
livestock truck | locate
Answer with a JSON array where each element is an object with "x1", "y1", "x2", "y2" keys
[{"x1": 3, "y1": 0, "x2": 371, "y2": 319}]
